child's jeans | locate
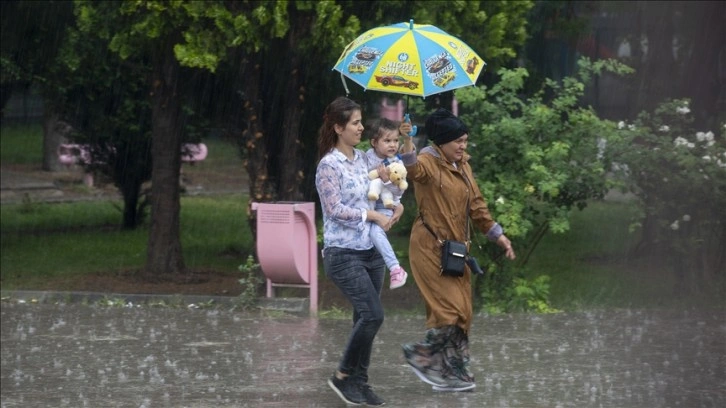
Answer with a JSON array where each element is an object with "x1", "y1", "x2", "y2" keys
[{"x1": 370, "y1": 207, "x2": 398, "y2": 271}]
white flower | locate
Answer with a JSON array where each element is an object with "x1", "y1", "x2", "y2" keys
[
  {"x1": 687, "y1": 142, "x2": 695, "y2": 148},
  {"x1": 670, "y1": 220, "x2": 679, "y2": 230},
  {"x1": 618, "y1": 121, "x2": 626, "y2": 129},
  {"x1": 696, "y1": 131, "x2": 714, "y2": 144},
  {"x1": 496, "y1": 196, "x2": 505, "y2": 205},
  {"x1": 703, "y1": 155, "x2": 711, "y2": 161},
  {"x1": 659, "y1": 125, "x2": 670, "y2": 132},
  {"x1": 717, "y1": 159, "x2": 726, "y2": 168},
  {"x1": 628, "y1": 124, "x2": 635, "y2": 130},
  {"x1": 682, "y1": 214, "x2": 691, "y2": 222},
  {"x1": 673, "y1": 137, "x2": 689, "y2": 147},
  {"x1": 676, "y1": 106, "x2": 690, "y2": 114}
]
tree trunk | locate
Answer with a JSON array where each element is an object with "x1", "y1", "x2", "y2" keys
[
  {"x1": 240, "y1": 62, "x2": 270, "y2": 236},
  {"x1": 635, "y1": 1, "x2": 676, "y2": 114},
  {"x1": 119, "y1": 177, "x2": 145, "y2": 230},
  {"x1": 277, "y1": 16, "x2": 306, "y2": 202},
  {"x1": 42, "y1": 112, "x2": 70, "y2": 172},
  {"x1": 678, "y1": 1, "x2": 726, "y2": 128},
  {"x1": 145, "y1": 41, "x2": 185, "y2": 279},
  {"x1": 278, "y1": 75, "x2": 304, "y2": 201}
]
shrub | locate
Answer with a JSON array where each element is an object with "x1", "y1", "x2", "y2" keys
[
  {"x1": 453, "y1": 58, "x2": 633, "y2": 312},
  {"x1": 608, "y1": 99, "x2": 725, "y2": 288}
]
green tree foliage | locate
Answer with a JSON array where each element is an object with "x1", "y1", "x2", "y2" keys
[
  {"x1": 51, "y1": 10, "x2": 153, "y2": 229},
  {"x1": 0, "y1": 0, "x2": 73, "y2": 117},
  {"x1": 200, "y1": 0, "x2": 533, "y2": 224},
  {"x1": 72, "y1": 0, "x2": 294, "y2": 278},
  {"x1": 3, "y1": 0, "x2": 535, "y2": 280},
  {"x1": 410, "y1": 0, "x2": 531, "y2": 70},
  {"x1": 454, "y1": 57, "x2": 633, "y2": 312}
]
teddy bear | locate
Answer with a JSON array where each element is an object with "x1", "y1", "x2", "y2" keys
[{"x1": 367, "y1": 161, "x2": 408, "y2": 208}]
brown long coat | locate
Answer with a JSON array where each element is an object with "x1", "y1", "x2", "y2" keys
[{"x1": 403, "y1": 145, "x2": 497, "y2": 334}]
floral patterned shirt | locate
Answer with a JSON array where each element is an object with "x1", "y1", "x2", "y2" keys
[{"x1": 316, "y1": 148, "x2": 375, "y2": 251}]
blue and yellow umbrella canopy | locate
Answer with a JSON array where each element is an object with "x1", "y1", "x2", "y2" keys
[{"x1": 333, "y1": 20, "x2": 486, "y2": 98}]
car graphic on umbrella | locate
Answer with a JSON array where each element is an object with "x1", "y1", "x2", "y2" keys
[{"x1": 375, "y1": 75, "x2": 419, "y2": 90}]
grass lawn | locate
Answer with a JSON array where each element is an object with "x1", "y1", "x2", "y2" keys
[
  {"x1": 1, "y1": 194, "x2": 252, "y2": 288},
  {"x1": 526, "y1": 199, "x2": 723, "y2": 310},
  {"x1": 1, "y1": 123, "x2": 252, "y2": 289},
  {"x1": 0, "y1": 123, "x2": 43, "y2": 164}
]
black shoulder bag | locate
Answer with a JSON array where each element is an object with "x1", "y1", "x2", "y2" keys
[
  {"x1": 420, "y1": 180, "x2": 471, "y2": 277},
  {"x1": 420, "y1": 211, "x2": 469, "y2": 277}
]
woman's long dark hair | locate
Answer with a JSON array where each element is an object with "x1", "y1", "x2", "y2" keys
[{"x1": 317, "y1": 97, "x2": 361, "y2": 160}]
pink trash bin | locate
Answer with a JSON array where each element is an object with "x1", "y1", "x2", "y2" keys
[{"x1": 250, "y1": 201, "x2": 318, "y2": 315}]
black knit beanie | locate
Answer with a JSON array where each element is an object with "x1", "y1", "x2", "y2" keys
[{"x1": 425, "y1": 108, "x2": 469, "y2": 146}]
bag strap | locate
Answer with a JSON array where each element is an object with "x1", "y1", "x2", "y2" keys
[
  {"x1": 420, "y1": 214, "x2": 442, "y2": 244},
  {"x1": 419, "y1": 169, "x2": 472, "y2": 245},
  {"x1": 461, "y1": 171, "x2": 472, "y2": 243}
]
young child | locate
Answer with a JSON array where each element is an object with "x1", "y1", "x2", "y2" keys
[{"x1": 365, "y1": 117, "x2": 415, "y2": 289}]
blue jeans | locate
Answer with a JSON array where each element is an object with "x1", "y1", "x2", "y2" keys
[{"x1": 323, "y1": 246, "x2": 385, "y2": 382}]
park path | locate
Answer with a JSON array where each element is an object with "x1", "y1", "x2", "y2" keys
[
  {"x1": 0, "y1": 167, "x2": 125, "y2": 205},
  {"x1": 1, "y1": 164, "x2": 244, "y2": 205}
]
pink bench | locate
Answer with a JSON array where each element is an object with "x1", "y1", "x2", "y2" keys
[
  {"x1": 57, "y1": 144, "x2": 94, "y2": 186},
  {"x1": 58, "y1": 143, "x2": 208, "y2": 186},
  {"x1": 57, "y1": 143, "x2": 92, "y2": 167},
  {"x1": 181, "y1": 143, "x2": 208, "y2": 164}
]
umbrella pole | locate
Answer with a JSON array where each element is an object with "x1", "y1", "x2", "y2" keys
[{"x1": 340, "y1": 73, "x2": 350, "y2": 97}]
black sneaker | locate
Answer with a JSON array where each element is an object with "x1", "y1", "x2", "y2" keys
[
  {"x1": 360, "y1": 383, "x2": 385, "y2": 406},
  {"x1": 328, "y1": 375, "x2": 365, "y2": 405}
]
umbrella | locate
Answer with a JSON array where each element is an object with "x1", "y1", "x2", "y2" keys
[{"x1": 332, "y1": 19, "x2": 486, "y2": 99}]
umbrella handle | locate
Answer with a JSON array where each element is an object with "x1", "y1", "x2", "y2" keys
[
  {"x1": 340, "y1": 73, "x2": 350, "y2": 96},
  {"x1": 404, "y1": 113, "x2": 418, "y2": 137}
]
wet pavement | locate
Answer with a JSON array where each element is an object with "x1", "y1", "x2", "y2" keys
[{"x1": 2, "y1": 300, "x2": 724, "y2": 408}]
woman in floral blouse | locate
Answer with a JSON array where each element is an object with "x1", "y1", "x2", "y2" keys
[{"x1": 315, "y1": 96, "x2": 406, "y2": 406}]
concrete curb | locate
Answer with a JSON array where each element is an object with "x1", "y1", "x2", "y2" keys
[{"x1": 0, "y1": 290, "x2": 311, "y2": 315}]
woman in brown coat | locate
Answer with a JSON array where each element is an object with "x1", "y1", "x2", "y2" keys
[{"x1": 399, "y1": 108, "x2": 516, "y2": 392}]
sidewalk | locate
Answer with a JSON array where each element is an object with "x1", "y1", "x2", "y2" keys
[
  {"x1": 0, "y1": 169, "x2": 65, "y2": 204},
  {"x1": 0, "y1": 168, "x2": 119, "y2": 204},
  {"x1": 2, "y1": 299, "x2": 724, "y2": 407},
  {"x1": 0, "y1": 165, "x2": 242, "y2": 205}
]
